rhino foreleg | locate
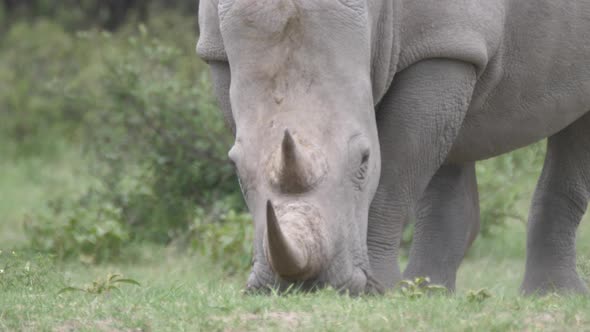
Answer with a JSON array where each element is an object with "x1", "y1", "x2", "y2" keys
[
  {"x1": 404, "y1": 162, "x2": 480, "y2": 291},
  {"x1": 368, "y1": 59, "x2": 477, "y2": 290}
]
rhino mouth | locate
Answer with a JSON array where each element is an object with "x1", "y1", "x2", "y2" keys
[
  {"x1": 245, "y1": 268, "x2": 373, "y2": 295},
  {"x1": 245, "y1": 254, "x2": 374, "y2": 295}
]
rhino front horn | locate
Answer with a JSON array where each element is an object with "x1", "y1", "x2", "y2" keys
[
  {"x1": 265, "y1": 200, "x2": 321, "y2": 280},
  {"x1": 270, "y1": 130, "x2": 327, "y2": 193}
]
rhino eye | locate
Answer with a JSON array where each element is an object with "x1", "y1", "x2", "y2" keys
[
  {"x1": 355, "y1": 150, "x2": 370, "y2": 182},
  {"x1": 348, "y1": 134, "x2": 371, "y2": 189}
]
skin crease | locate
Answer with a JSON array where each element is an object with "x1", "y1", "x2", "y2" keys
[{"x1": 197, "y1": 0, "x2": 590, "y2": 295}]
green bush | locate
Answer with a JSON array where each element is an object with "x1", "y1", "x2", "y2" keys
[
  {"x1": 1, "y1": 0, "x2": 197, "y2": 32},
  {"x1": 190, "y1": 205, "x2": 254, "y2": 274},
  {"x1": 0, "y1": 14, "x2": 199, "y2": 157},
  {"x1": 82, "y1": 28, "x2": 242, "y2": 243},
  {"x1": 19, "y1": 21, "x2": 247, "y2": 267},
  {"x1": 24, "y1": 196, "x2": 129, "y2": 263},
  {"x1": 476, "y1": 143, "x2": 545, "y2": 236},
  {"x1": 0, "y1": 20, "x2": 89, "y2": 156}
]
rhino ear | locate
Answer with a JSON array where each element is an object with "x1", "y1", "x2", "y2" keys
[{"x1": 197, "y1": 0, "x2": 227, "y2": 62}]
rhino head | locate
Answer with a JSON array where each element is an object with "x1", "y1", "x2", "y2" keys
[{"x1": 212, "y1": 0, "x2": 381, "y2": 294}]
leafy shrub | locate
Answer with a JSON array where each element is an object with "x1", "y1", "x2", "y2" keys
[
  {"x1": 1, "y1": 0, "x2": 198, "y2": 32},
  {"x1": 0, "y1": 20, "x2": 88, "y2": 156},
  {"x1": 19, "y1": 20, "x2": 247, "y2": 267},
  {"x1": 476, "y1": 143, "x2": 545, "y2": 236},
  {"x1": 0, "y1": 14, "x2": 199, "y2": 157},
  {"x1": 24, "y1": 196, "x2": 129, "y2": 264},
  {"x1": 82, "y1": 27, "x2": 242, "y2": 243},
  {"x1": 190, "y1": 205, "x2": 254, "y2": 274}
]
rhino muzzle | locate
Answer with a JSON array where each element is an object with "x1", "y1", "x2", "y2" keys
[
  {"x1": 263, "y1": 130, "x2": 331, "y2": 281},
  {"x1": 264, "y1": 200, "x2": 326, "y2": 281}
]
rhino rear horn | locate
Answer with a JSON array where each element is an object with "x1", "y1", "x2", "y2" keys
[{"x1": 277, "y1": 130, "x2": 317, "y2": 193}]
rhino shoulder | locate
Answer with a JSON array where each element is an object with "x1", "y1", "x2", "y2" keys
[{"x1": 397, "y1": 0, "x2": 506, "y2": 76}]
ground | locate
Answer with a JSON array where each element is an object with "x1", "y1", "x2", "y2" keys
[{"x1": 1, "y1": 149, "x2": 589, "y2": 331}]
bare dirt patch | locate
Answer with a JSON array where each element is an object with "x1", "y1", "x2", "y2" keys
[
  {"x1": 213, "y1": 311, "x2": 310, "y2": 331},
  {"x1": 523, "y1": 312, "x2": 562, "y2": 331},
  {"x1": 53, "y1": 318, "x2": 143, "y2": 332}
]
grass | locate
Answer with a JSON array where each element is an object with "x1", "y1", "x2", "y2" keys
[
  {"x1": 1, "y1": 246, "x2": 589, "y2": 331},
  {"x1": 1, "y1": 147, "x2": 590, "y2": 331}
]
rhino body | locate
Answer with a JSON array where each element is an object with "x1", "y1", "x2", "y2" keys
[{"x1": 197, "y1": 0, "x2": 590, "y2": 294}]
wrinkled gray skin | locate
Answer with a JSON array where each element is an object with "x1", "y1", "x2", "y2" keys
[{"x1": 197, "y1": 0, "x2": 590, "y2": 295}]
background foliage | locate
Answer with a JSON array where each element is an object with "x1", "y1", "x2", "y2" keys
[
  {"x1": 0, "y1": 1, "x2": 547, "y2": 273},
  {"x1": 1, "y1": 4, "x2": 250, "y2": 269},
  {"x1": 1, "y1": 0, "x2": 198, "y2": 31}
]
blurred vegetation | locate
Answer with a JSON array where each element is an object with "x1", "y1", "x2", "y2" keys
[
  {"x1": 1, "y1": 0, "x2": 198, "y2": 31},
  {"x1": 477, "y1": 143, "x2": 545, "y2": 236},
  {"x1": 1, "y1": 10, "x2": 249, "y2": 269},
  {"x1": 0, "y1": 249, "x2": 64, "y2": 291},
  {"x1": 0, "y1": 4, "x2": 546, "y2": 273},
  {"x1": 24, "y1": 196, "x2": 129, "y2": 264}
]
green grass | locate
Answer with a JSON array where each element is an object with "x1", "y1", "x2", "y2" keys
[
  {"x1": 1, "y1": 149, "x2": 590, "y2": 331},
  {"x1": 1, "y1": 246, "x2": 589, "y2": 331}
]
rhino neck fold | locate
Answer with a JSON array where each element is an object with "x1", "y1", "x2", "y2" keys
[{"x1": 368, "y1": 0, "x2": 401, "y2": 106}]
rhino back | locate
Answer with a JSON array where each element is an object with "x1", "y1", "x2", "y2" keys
[{"x1": 396, "y1": 0, "x2": 590, "y2": 161}]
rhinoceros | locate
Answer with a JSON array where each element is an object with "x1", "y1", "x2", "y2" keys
[{"x1": 196, "y1": 0, "x2": 590, "y2": 295}]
